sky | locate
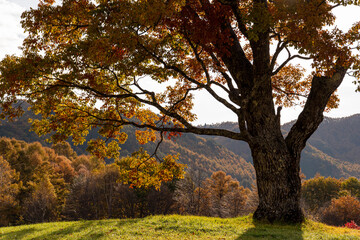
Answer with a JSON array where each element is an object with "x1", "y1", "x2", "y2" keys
[{"x1": 1, "y1": 0, "x2": 360, "y2": 125}]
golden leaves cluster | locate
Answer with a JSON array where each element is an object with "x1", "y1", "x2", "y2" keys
[
  {"x1": 116, "y1": 149, "x2": 185, "y2": 190},
  {"x1": 272, "y1": 64, "x2": 310, "y2": 107},
  {"x1": 269, "y1": 0, "x2": 353, "y2": 74}
]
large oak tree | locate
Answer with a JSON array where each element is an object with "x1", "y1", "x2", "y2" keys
[{"x1": 1, "y1": 0, "x2": 360, "y2": 223}]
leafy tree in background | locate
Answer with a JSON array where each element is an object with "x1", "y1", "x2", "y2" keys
[
  {"x1": 341, "y1": 177, "x2": 360, "y2": 198},
  {"x1": 174, "y1": 170, "x2": 250, "y2": 217},
  {"x1": 0, "y1": 137, "x2": 76, "y2": 225},
  {"x1": 23, "y1": 176, "x2": 58, "y2": 223},
  {"x1": 52, "y1": 142, "x2": 77, "y2": 160},
  {"x1": 1, "y1": 0, "x2": 360, "y2": 223},
  {"x1": 205, "y1": 171, "x2": 233, "y2": 218},
  {"x1": 0, "y1": 156, "x2": 20, "y2": 226},
  {"x1": 301, "y1": 175, "x2": 341, "y2": 212},
  {"x1": 204, "y1": 171, "x2": 250, "y2": 217}
]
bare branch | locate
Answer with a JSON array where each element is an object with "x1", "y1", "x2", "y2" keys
[
  {"x1": 273, "y1": 86, "x2": 308, "y2": 98},
  {"x1": 272, "y1": 54, "x2": 312, "y2": 76},
  {"x1": 138, "y1": 42, "x2": 239, "y2": 113},
  {"x1": 270, "y1": 40, "x2": 288, "y2": 71},
  {"x1": 148, "y1": 131, "x2": 164, "y2": 162}
]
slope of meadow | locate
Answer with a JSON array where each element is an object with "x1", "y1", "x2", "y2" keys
[{"x1": 1, "y1": 215, "x2": 360, "y2": 240}]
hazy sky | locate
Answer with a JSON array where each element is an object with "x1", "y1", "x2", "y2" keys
[{"x1": 1, "y1": 0, "x2": 360, "y2": 125}]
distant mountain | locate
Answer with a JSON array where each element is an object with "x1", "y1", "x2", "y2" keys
[
  {"x1": 304, "y1": 115, "x2": 360, "y2": 165},
  {"x1": 293, "y1": 115, "x2": 360, "y2": 178},
  {"x1": 206, "y1": 115, "x2": 360, "y2": 179},
  {"x1": 2, "y1": 107, "x2": 360, "y2": 184}
]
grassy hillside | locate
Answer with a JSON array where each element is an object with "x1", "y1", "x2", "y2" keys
[{"x1": 1, "y1": 215, "x2": 360, "y2": 240}]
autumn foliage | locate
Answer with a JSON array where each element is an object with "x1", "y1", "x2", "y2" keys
[
  {"x1": 174, "y1": 170, "x2": 252, "y2": 217},
  {"x1": 0, "y1": 156, "x2": 19, "y2": 226},
  {"x1": 321, "y1": 196, "x2": 360, "y2": 226},
  {"x1": 2, "y1": 135, "x2": 360, "y2": 227},
  {"x1": 301, "y1": 175, "x2": 341, "y2": 211},
  {"x1": 0, "y1": 137, "x2": 255, "y2": 226},
  {"x1": 0, "y1": 137, "x2": 185, "y2": 225},
  {"x1": 2, "y1": 0, "x2": 360, "y2": 223},
  {"x1": 301, "y1": 175, "x2": 360, "y2": 226},
  {"x1": 1, "y1": 0, "x2": 358, "y2": 156},
  {"x1": 344, "y1": 221, "x2": 360, "y2": 230}
]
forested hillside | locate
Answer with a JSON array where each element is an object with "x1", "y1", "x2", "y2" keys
[
  {"x1": 302, "y1": 115, "x2": 360, "y2": 165},
  {"x1": 0, "y1": 136, "x2": 257, "y2": 226},
  {"x1": 288, "y1": 115, "x2": 360, "y2": 178},
  {"x1": 1, "y1": 107, "x2": 360, "y2": 183},
  {"x1": 0, "y1": 109, "x2": 255, "y2": 187},
  {"x1": 202, "y1": 115, "x2": 360, "y2": 179}
]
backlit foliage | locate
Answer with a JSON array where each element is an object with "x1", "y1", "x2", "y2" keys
[
  {"x1": 0, "y1": 156, "x2": 19, "y2": 226},
  {"x1": 301, "y1": 175, "x2": 360, "y2": 225},
  {"x1": 116, "y1": 149, "x2": 185, "y2": 190},
  {"x1": 0, "y1": 137, "x2": 185, "y2": 226},
  {"x1": 1, "y1": 0, "x2": 360, "y2": 152}
]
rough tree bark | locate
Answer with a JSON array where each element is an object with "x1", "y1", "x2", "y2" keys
[{"x1": 247, "y1": 68, "x2": 347, "y2": 223}]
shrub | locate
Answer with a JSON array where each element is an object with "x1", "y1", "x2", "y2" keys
[
  {"x1": 344, "y1": 220, "x2": 360, "y2": 230},
  {"x1": 302, "y1": 176, "x2": 341, "y2": 212},
  {"x1": 321, "y1": 196, "x2": 360, "y2": 226},
  {"x1": 341, "y1": 177, "x2": 360, "y2": 198}
]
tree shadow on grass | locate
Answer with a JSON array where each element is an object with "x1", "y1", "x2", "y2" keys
[
  {"x1": 30, "y1": 221, "x2": 100, "y2": 240},
  {"x1": 3, "y1": 221, "x2": 106, "y2": 240},
  {"x1": 115, "y1": 218, "x2": 141, "y2": 228},
  {"x1": 0, "y1": 227, "x2": 37, "y2": 240},
  {"x1": 1, "y1": 219, "x2": 143, "y2": 240},
  {"x1": 236, "y1": 220, "x2": 304, "y2": 240}
]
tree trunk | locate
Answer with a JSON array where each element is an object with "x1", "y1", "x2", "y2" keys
[
  {"x1": 250, "y1": 137, "x2": 304, "y2": 223},
  {"x1": 244, "y1": 103, "x2": 304, "y2": 223},
  {"x1": 244, "y1": 69, "x2": 346, "y2": 223}
]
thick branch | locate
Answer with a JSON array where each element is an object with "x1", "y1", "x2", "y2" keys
[
  {"x1": 285, "y1": 67, "x2": 347, "y2": 154},
  {"x1": 272, "y1": 54, "x2": 312, "y2": 76},
  {"x1": 216, "y1": 21, "x2": 253, "y2": 101},
  {"x1": 43, "y1": 74, "x2": 250, "y2": 142},
  {"x1": 184, "y1": 37, "x2": 232, "y2": 95},
  {"x1": 69, "y1": 104, "x2": 249, "y2": 141},
  {"x1": 218, "y1": 0, "x2": 248, "y2": 38},
  {"x1": 209, "y1": 52, "x2": 236, "y2": 92},
  {"x1": 122, "y1": 120, "x2": 248, "y2": 141}
]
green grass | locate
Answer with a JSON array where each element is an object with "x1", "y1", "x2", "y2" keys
[{"x1": 1, "y1": 215, "x2": 360, "y2": 240}]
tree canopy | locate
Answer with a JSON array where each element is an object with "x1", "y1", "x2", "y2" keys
[{"x1": 1, "y1": 0, "x2": 359, "y2": 150}]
